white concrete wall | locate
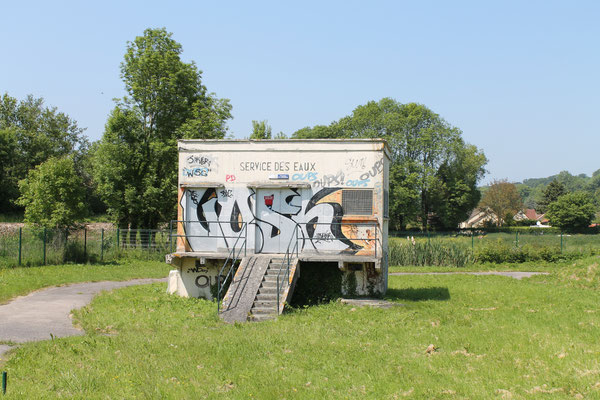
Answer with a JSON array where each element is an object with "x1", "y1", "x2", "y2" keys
[
  {"x1": 176, "y1": 140, "x2": 389, "y2": 259},
  {"x1": 167, "y1": 258, "x2": 222, "y2": 300}
]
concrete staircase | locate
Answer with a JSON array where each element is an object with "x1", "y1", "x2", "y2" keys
[
  {"x1": 250, "y1": 257, "x2": 299, "y2": 321},
  {"x1": 219, "y1": 255, "x2": 298, "y2": 323}
]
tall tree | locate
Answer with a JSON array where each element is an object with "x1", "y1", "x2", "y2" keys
[
  {"x1": 250, "y1": 120, "x2": 272, "y2": 139},
  {"x1": 547, "y1": 192, "x2": 596, "y2": 232},
  {"x1": 479, "y1": 180, "x2": 523, "y2": 226},
  {"x1": 93, "y1": 28, "x2": 232, "y2": 229},
  {"x1": 293, "y1": 98, "x2": 486, "y2": 230},
  {"x1": 0, "y1": 94, "x2": 88, "y2": 212},
  {"x1": 538, "y1": 179, "x2": 567, "y2": 213},
  {"x1": 16, "y1": 157, "x2": 86, "y2": 231}
]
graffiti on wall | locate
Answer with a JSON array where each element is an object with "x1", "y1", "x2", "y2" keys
[
  {"x1": 181, "y1": 187, "x2": 376, "y2": 255},
  {"x1": 182, "y1": 154, "x2": 215, "y2": 178}
]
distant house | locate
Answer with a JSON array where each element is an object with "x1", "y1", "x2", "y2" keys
[
  {"x1": 513, "y1": 209, "x2": 549, "y2": 224},
  {"x1": 459, "y1": 208, "x2": 548, "y2": 229},
  {"x1": 458, "y1": 208, "x2": 498, "y2": 228}
]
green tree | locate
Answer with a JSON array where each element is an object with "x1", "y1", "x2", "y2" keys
[
  {"x1": 16, "y1": 157, "x2": 86, "y2": 230},
  {"x1": 479, "y1": 180, "x2": 523, "y2": 226},
  {"x1": 0, "y1": 93, "x2": 88, "y2": 212},
  {"x1": 293, "y1": 98, "x2": 487, "y2": 230},
  {"x1": 250, "y1": 120, "x2": 272, "y2": 139},
  {"x1": 546, "y1": 192, "x2": 596, "y2": 232},
  {"x1": 93, "y1": 28, "x2": 232, "y2": 230},
  {"x1": 538, "y1": 179, "x2": 567, "y2": 213}
]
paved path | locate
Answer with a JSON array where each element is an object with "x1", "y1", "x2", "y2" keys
[
  {"x1": 390, "y1": 271, "x2": 548, "y2": 280},
  {"x1": 0, "y1": 278, "x2": 166, "y2": 359}
]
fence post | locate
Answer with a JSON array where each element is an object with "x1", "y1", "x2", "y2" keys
[
  {"x1": 169, "y1": 221, "x2": 173, "y2": 253},
  {"x1": 116, "y1": 228, "x2": 120, "y2": 251},
  {"x1": 471, "y1": 229, "x2": 474, "y2": 253},
  {"x1": 18, "y1": 227, "x2": 22, "y2": 266},
  {"x1": 515, "y1": 231, "x2": 519, "y2": 248},
  {"x1": 43, "y1": 227, "x2": 47, "y2": 265},
  {"x1": 2, "y1": 371, "x2": 6, "y2": 395},
  {"x1": 101, "y1": 228, "x2": 104, "y2": 262},
  {"x1": 560, "y1": 232, "x2": 563, "y2": 254},
  {"x1": 84, "y1": 227, "x2": 87, "y2": 261}
]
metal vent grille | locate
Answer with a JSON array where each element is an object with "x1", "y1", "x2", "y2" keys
[{"x1": 342, "y1": 189, "x2": 373, "y2": 215}]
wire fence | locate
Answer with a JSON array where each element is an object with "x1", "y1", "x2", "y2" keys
[
  {"x1": 389, "y1": 230, "x2": 600, "y2": 266},
  {"x1": 2, "y1": 225, "x2": 599, "y2": 268},
  {"x1": 0, "y1": 226, "x2": 174, "y2": 268}
]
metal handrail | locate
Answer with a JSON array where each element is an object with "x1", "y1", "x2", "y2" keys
[
  {"x1": 276, "y1": 224, "x2": 300, "y2": 314},
  {"x1": 216, "y1": 223, "x2": 248, "y2": 314},
  {"x1": 169, "y1": 220, "x2": 249, "y2": 254},
  {"x1": 295, "y1": 221, "x2": 381, "y2": 257}
]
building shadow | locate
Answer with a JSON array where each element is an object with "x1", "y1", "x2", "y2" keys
[{"x1": 385, "y1": 287, "x2": 450, "y2": 302}]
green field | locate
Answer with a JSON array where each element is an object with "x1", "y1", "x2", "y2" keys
[
  {"x1": 391, "y1": 231, "x2": 600, "y2": 252},
  {"x1": 0, "y1": 260, "x2": 170, "y2": 304},
  {"x1": 389, "y1": 232, "x2": 600, "y2": 267},
  {"x1": 2, "y1": 257, "x2": 600, "y2": 398}
]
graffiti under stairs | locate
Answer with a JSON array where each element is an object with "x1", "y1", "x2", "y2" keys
[{"x1": 219, "y1": 256, "x2": 298, "y2": 323}]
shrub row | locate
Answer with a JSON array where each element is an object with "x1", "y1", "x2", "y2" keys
[
  {"x1": 389, "y1": 240, "x2": 474, "y2": 268},
  {"x1": 388, "y1": 239, "x2": 596, "y2": 267}
]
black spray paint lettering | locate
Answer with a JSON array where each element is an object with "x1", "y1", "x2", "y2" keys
[
  {"x1": 314, "y1": 232, "x2": 335, "y2": 243},
  {"x1": 360, "y1": 159, "x2": 384, "y2": 181},
  {"x1": 187, "y1": 155, "x2": 212, "y2": 166},
  {"x1": 194, "y1": 274, "x2": 224, "y2": 288},
  {"x1": 220, "y1": 189, "x2": 234, "y2": 198},
  {"x1": 188, "y1": 260, "x2": 208, "y2": 274},
  {"x1": 184, "y1": 187, "x2": 363, "y2": 254}
]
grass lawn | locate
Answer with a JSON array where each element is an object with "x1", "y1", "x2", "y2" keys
[
  {"x1": 388, "y1": 261, "x2": 557, "y2": 273},
  {"x1": 0, "y1": 260, "x2": 170, "y2": 304},
  {"x1": 2, "y1": 257, "x2": 600, "y2": 398}
]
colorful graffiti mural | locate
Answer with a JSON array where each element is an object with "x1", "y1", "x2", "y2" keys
[{"x1": 180, "y1": 187, "x2": 377, "y2": 255}]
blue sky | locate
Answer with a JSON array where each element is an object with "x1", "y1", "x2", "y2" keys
[{"x1": 1, "y1": 1, "x2": 598, "y2": 183}]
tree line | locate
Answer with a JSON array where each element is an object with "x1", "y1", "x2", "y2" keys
[
  {"x1": 480, "y1": 177, "x2": 598, "y2": 232},
  {"x1": 7, "y1": 26, "x2": 562, "y2": 234}
]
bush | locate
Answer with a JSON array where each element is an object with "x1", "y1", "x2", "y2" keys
[
  {"x1": 474, "y1": 240, "x2": 584, "y2": 264},
  {"x1": 389, "y1": 238, "x2": 474, "y2": 267}
]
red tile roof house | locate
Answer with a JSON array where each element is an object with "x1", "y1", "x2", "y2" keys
[
  {"x1": 460, "y1": 208, "x2": 549, "y2": 228},
  {"x1": 514, "y1": 209, "x2": 549, "y2": 224}
]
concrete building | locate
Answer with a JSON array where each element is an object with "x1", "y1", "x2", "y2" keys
[{"x1": 166, "y1": 139, "x2": 390, "y2": 321}]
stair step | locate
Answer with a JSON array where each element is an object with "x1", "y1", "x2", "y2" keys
[
  {"x1": 250, "y1": 314, "x2": 276, "y2": 322},
  {"x1": 258, "y1": 287, "x2": 282, "y2": 295},
  {"x1": 260, "y1": 281, "x2": 278, "y2": 289},
  {"x1": 255, "y1": 293, "x2": 278, "y2": 301},
  {"x1": 253, "y1": 299, "x2": 277, "y2": 307},
  {"x1": 251, "y1": 306, "x2": 278, "y2": 314}
]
